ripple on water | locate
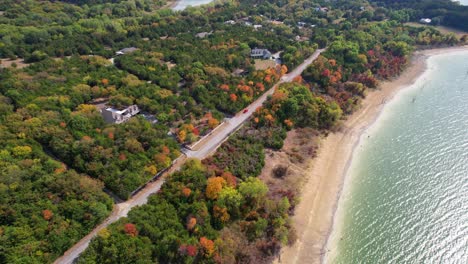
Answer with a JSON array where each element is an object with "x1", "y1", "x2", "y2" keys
[{"x1": 327, "y1": 51, "x2": 468, "y2": 263}]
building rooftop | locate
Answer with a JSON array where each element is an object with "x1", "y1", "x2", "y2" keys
[
  {"x1": 419, "y1": 18, "x2": 432, "y2": 24},
  {"x1": 195, "y1": 31, "x2": 213, "y2": 38},
  {"x1": 101, "y1": 105, "x2": 140, "y2": 124},
  {"x1": 116, "y1": 47, "x2": 138, "y2": 55},
  {"x1": 105, "y1": 107, "x2": 127, "y2": 115}
]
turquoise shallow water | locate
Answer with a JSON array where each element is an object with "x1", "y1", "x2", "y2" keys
[{"x1": 326, "y1": 51, "x2": 468, "y2": 263}]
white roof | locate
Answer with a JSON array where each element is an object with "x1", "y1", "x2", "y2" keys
[
  {"x1": 116, "y1": 47, "x2": 138, "y2": 54},
  {"x1": 105, "y1": 105, "x2": 138, "y2": 115},
  {"x1": 105, "y1": 107, "x2": 126, "y2": 115}
]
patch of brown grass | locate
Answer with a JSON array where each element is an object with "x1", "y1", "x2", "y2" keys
[
  {"x1": 254, "y1": 59, "x2": 276, "y2": 71},
  {"x1": 0, "y1": 58, "x2": 30, "y2": 69},
  {"x1": 259, "y1": 128, "x2": 320, "y2": 208}
]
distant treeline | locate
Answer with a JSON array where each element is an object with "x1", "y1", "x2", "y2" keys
[
  {"x1": 371, "y1": 0, "x2": 468, "y2": 31},
  {"x1": 56, "y1": 0, "x2": 126, "y2": 5}
]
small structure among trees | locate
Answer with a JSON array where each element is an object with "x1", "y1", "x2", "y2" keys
[
  {"x1": 101, "y1": 105, "x2": 140, "y2": 124},
  {"x1": 115, "y1": 47, "x2": 138, "y2": 56},
  {"x1": 250, "y1": 48, "x2": 272, "y2": 60},
  {"x1": 419, "y1": 18, "x2": 432, "y2": 24}
]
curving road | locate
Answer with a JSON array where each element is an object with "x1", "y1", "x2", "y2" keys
[{"x1": 53, "y1": 48, "x2": 325, "y2": 264}]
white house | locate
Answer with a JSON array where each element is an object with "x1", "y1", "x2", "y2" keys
[
  {"x1": 419, "y1": 18, "x2": 432, "y2": 24},
  {"x1": 101, "y1": 105, "x2": 140, "y2": 124},
  {"x1": 116, "y1": 47, "x2": 138, "y2": 56},
  {"x1": 195, "y1": 31, "x2": 213, "y2": 38},
  {"x1": 297, "y1": 21, "x2": 307, "y2": 27}
]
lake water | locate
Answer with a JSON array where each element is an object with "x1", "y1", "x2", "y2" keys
[
  {"x1": 172, "y1": 0, "x2": 214, "y2": 10},
  {"x1": 326, "y1": 50, "x2": 468, "y2": 263}
]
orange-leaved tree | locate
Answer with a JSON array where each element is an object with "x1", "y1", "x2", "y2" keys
[
  {"x1": 42, "y1": 209, "x2": 53, "y2": 221},
  {"x1": 205, "y1": 177, "x2": 226, "y2": 200},
  {"x1": 186, "y1": 217, "x2": 197, "y2": 231},
  {"x1": 208, "y1": 117, "x2": 219, "y2": 129},
  {"x1": 213, "y1": 205, "x2": 230, "y2": 223},
  {"x1": 124, "y1": 223, "x2": 138, "y2": 237},
  {"x1": 182, "y1": 187, "x2": 192, "y2": 197},
  {"x1": 199, "y1": 237, "x2": 215, "y2": 257}
]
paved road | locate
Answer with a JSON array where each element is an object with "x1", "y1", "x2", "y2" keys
[
  {"x1": 183, "y1": 48, "x2": 325, "y2": 159},
  {"x1": 53, "y1": 48, "x2": 324, "y2": 264},
  {"x1": 53, "y1": 158, "x2": 184, "y2": 264}
]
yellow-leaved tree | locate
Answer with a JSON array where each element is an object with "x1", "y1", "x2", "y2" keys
[{"x1": 205, "y1": 177, "x2": 226, "y2": 200}]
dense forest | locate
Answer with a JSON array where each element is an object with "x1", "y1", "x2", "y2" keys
[
  {"x1": 0, "y1": 94, "x2": 113, "y2": 263},
  {"x1": 78, "y1": 1, "x2": 465, "y2": 263},
  {"x1": 0, "y1": 0, "x2": 466, "y2": 263}
]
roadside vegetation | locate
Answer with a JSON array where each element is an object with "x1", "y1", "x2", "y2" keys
[{"x1": 0, "y1": 0, "x2": 466, "y2": 263}]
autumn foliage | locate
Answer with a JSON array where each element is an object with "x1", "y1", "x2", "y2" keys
[
  {"x1": 118, "y1": 153, "x2": 127, "y2": 161},
  {"x1": 177, "y1": 130, "x2": 187, "y2": 143},
  {"x1": 213, "y1": 205, "x2": 230, "y2": 223},
  {"x1": 229, "y1": 93, "x2": 237, "y2": 102},
  {"x1": 42, "y1": 209, "x2": 53, "y2": 221},
  {"x1": 205, "y1": 177, "x2": 226, "y2": 200},
  {"x1": 186, "y1": 217, "x2": 197, "y2": 231},
  {"x1": 199, "y1": 237, "x2": 215, "y2": 257},
  {"x1": 179, "y1": 244, "x2": 198, "y2": 257},
  {"x1": 162, "y1": 145, "x2": 170, "y2": 155},
  {"x1": 124, "y1": 223, "x2": 138, "y2": 237},
  {"x1": 207, "y1": 117, "x2": 220, "y2": 129},
  {"x1": 219, "y1": 84, "x2": 230, "y2": 91},
  {"x1": 221, "y1": 171, "x2": 237, "y2": 187},
  {"x1": 182, "y1": 187, "x2": 192, "y2": 197}
]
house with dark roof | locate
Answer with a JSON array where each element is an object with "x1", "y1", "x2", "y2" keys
[
  {"x1": 101, "y1": 105, "x2": 140, "y2": 124},
  {"x1": 250, "y1": 48, "x2": 272, "y2": 60}
]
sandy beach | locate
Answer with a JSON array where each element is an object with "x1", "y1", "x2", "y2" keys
[{"x1": 275, "y1": 45, "x2": 468, "y2": 264}]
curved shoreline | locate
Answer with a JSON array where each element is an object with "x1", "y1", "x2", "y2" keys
[{"x1": 276, "y1": 45, "x2": 468, "y2": 264}]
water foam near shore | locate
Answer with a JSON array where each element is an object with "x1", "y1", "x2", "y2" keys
[{"x1": 325, "y1": 49, "x2": 468, "y2": 263}]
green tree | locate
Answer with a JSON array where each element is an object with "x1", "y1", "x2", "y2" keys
[{"x1": 239, "y1": 177, "x2": 268, "y2": 209}]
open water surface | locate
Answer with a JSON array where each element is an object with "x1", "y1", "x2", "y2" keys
[{"x1": 326, "y1": 51, "x2": 468, "y2": 263}]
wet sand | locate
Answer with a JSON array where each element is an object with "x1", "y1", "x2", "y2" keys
[{"x1": 275, "y1": 45, "x2": 468, "y2": 264}]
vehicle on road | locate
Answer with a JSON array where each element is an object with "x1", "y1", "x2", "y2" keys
[{"x1": 243, "y1": 109, "x2": 248, "y2": 113}]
